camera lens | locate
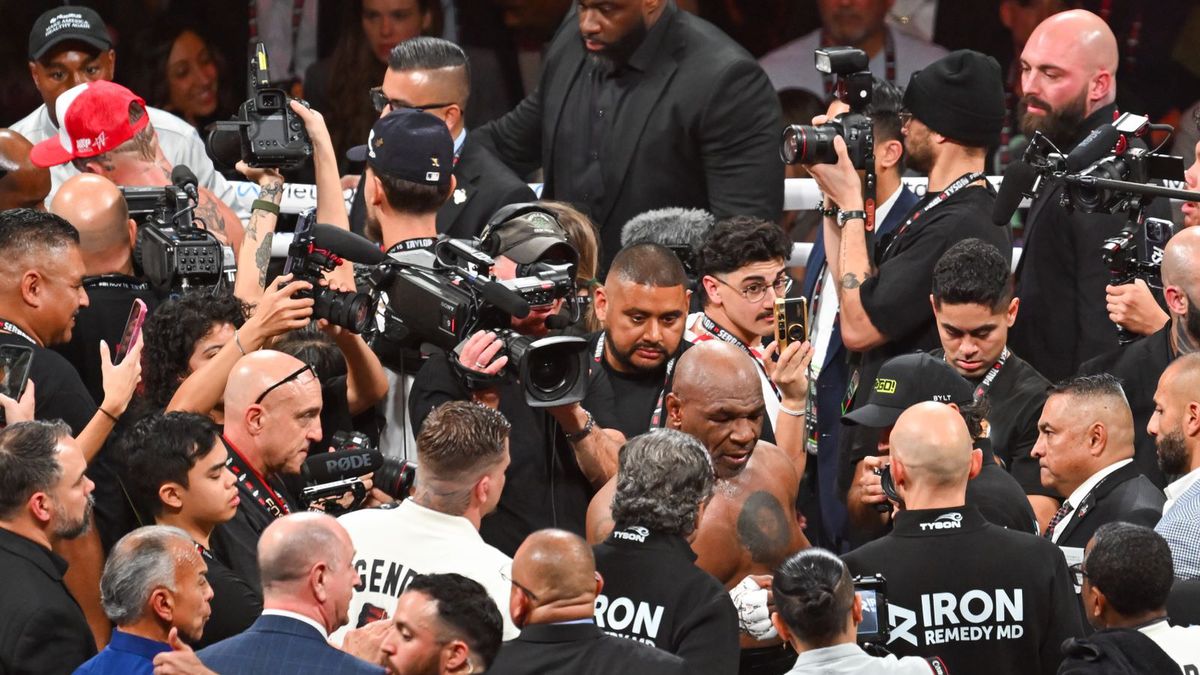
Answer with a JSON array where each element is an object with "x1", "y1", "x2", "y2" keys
[
  {"x1": 780, "y1": 124, "x2": 840, "y2": 165},
  {"x1": 528, "y1": 355, "x2": 569, "y2": 393},
  {"x1": 313, "y1": 288, "x2": 375, "y2": 334},
  {"x1": 373, "y1": 458, "x2": 416, "y2": 500}
]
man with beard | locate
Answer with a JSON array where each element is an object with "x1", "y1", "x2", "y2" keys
[
  {"x1": 1081, "y1": 228, "x2": 1200, "y2": 488},
  {"x1": 474, "y1": 0, "x2": 783, "y2": 272},
  {"x1": 0, "y1": 420, "x2": 98, "y2": 674},
  {"x1": 1150, "y1": 354, "x2": 1200, "y2": 580},
  {"x1": 587, "y1": 341, "x2": 809, "y2": 674},
  {"x1": 804, "y1": 50, "x2": 1012, "y2": 537},
  {"x1": 1009, "y1": 9, "x2": 1172, "y2": 382},
  {"x1": 377, "y1": 574, "x2": 504, "y2": 675}
]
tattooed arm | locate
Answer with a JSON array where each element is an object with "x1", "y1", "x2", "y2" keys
[
  {"x1": 233, "y1": 169, "x2": 284, "y2": 303},
  {"x1": 290, "y1": 100, "x2": 357, "y2": 291}
]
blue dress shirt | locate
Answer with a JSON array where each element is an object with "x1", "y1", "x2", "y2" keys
[{"x1": 73, "y1": 630, "x2": 171, "y2": 675}]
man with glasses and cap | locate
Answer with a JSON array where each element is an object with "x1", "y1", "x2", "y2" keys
[{"x1": 209, "y1": 350, "x2": 323, "y2": 593}]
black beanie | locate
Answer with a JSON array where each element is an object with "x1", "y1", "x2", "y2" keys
[{"x1": 902, "y1": 50, "x2": 1005, "y2": 148}]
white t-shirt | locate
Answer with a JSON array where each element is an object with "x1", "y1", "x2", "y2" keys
[
  {"x1": 759, "y1": 27, "x2": 948, "y2": 94},
  {"x1": 1140, "y1": 619, "x2": 1200, "y2": 673},
  {"x1": 333, "y1": 499, "x2": 519, "y2": 643}
]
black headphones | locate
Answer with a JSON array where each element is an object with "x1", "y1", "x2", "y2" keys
[{"x1": 478, "y1": 202, "x2": 569, "y2": 258}]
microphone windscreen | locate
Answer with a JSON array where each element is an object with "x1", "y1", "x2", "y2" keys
[
  {"x1": 1065, "y1": 125, "x2": 1120, "y2": 173},
  {"x1": 311, "y1": 223, "x2": 386, "y2": 265},
  {"x1": 992, "y1": 161, "x2": 1038, "y2": 226},
  {"x1": 620, "y1": 207, "x2": 716, "y2": 251},
  {"x1": 481, "y1": 280, "x2": 530, "y2": 318},
  {"x1": 302, "y1": 449, "x2": 384, "y2": 484}
]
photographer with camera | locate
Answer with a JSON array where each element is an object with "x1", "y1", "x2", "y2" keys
[
  {"x1": 843, "y1": 402, "x2": 1082, "y2": 675},
  {"x1": 333, "y1": 401, "x2": 518, "y2": 645},
  {"x1": 771, "y1": 548, "x2": 946, "y2": 674}
]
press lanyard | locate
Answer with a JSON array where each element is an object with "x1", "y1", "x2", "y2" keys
[
  {"x1": 223, "y1": 436, "x2": 291, "y2": 519},
  {"x1": 880, "y1": 171, "x2": 986, "y2": 262},
  {"x1": 385, "y1": 237, "x2": 438, "y2": 255},
  {"x1": 972, "y1": 346, "x2": 1010, "y2": 403},
  {"x1": 0, "y1": 319, "x2": 36, "y2": 346},
  {"x1": 696, "y1": 314, "x2": 782, "y2": 401}
]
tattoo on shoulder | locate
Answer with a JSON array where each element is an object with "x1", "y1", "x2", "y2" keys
[
  {"x1": 735, "y1": 491, "x2": 793, "y2": 565},
  {"x1": 841, "y1": 273, "x2": 863, "y2": 289},
  {"x1": 256, "y1": 233, "x2": 274, "y2": 288},
  {"x1": 195, "y1": 198, "x2": 227, "y2": 239}
]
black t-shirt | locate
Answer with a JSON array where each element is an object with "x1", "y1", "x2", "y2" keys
[
  {"x1": 932, "y1": 348, "x2": 1053, "y2": 498},
  {"x1": 843, "y1": 506, "x2": 1084, "y2": 675},
  {"x1": 967, "y1": 439, "x2": 1038, "y2": 534},
  {"x1": 0, "y1": 332, "x2": 95, "y2": 434},
  {"x1": 592, "y1": 528, "x2": 739, "y2": 675},
  {"x1": 409, "y1": 350, "x2": 593, "y2": 556},
  {"x1": 194, "y1": 546, "x2": 261, "y2": 649},
  {"x1": 581, "y1": 332, "x2": 688, "y2": 440}
]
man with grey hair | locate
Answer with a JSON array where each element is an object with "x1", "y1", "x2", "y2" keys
[
  {"x1": 0, "y1": 420, "x2": 97, "y2": 674},
  {"x1": 590, "y1": 429, "x2": 739, "y2": 675},
  {"x1": 1031, "y1": 373, "x2": 1166, "y2": 551},
  {"x1": 74, "y1": 526, "x2": 212, "y2": 673},
  {"x1": 335, "y1": 401, "x2": 519, "y2": 645}
]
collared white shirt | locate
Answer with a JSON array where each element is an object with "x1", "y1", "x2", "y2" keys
[
  {"x1": 1140, "y1": 618, "x2": 1200, "y2": 673},
  {"x1": 1051, "y1": 458, "x2": 1133, "y2": 544},
  {"x1": 262, "y1": 609, "x2": 329, "y2": 639},
  {"x1": 1163, "y1": 466, "x2": 1200, "y2": 516}
]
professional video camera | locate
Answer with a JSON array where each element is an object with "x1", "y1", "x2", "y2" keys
[
  {"x1": 283, "y1": 210, "x2": 377, "y2": 333},
  {"x1": 205, "y1": 42, "x2": 312, "y2": 170},
  {"x1": 301, "y1": 431, "x2": 416, "y2": 513},
  {"x1": 372, "y1": 237, "x2": 589, "y2": 408},
  {"x1": 123, "y1": 166, "x2": 227, "y2": 294},
  {"x1": 780, "y1": 47, "x2": 874, "y2": 169}
]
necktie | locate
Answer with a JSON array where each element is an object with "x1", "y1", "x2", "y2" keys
[{"x1": 1044, "y1": 501, "x2": 1074, "y2": 540}]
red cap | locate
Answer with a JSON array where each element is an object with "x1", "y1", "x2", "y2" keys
[{"x1": 31, "y1": 81, "x2": 149, "y2": 168}]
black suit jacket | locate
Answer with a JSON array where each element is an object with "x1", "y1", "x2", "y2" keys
[
  {"x1": 0, "y1": 528, "x2": 96, "y2": 674},
  {"x1": 1055, "y1": 461, "x2": 1165, "y2": 548},
  {"x1": 475, "y1": 3, "x2": 784, "y2": 271},
  {"x1": 436, "y1": 138, "x2": 536, "y2": 239},
  {"x1": 487, "y1": 622, "x2": 687, "y2": 675}
]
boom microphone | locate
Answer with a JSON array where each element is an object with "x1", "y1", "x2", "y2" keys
[
  {"x1": 170, "y1": 165, "x2": 200, "y2": 202},
  {"x1": 311, "y1": 222, "x2": 386, "y2": 265},
  {"x1": 991, "y1": 160, "x2": 1038, "y2": 226},
  {"x1": 1065, "y1": 124, "x2": 1120, "y2": 173},
  {"x1": 302, "y1": 449, "x2": 384, "y2": 484},
  {"x1": 620, "y1": 207, "x2": 716, "y2": 250}
]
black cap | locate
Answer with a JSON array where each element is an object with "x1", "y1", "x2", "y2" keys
[
  {"x1": 903, "y1": 49, "x2": 1004, "y2": 148},
  {"x1": 347, "y1": 109, "x2": 453, "y2": 187},
  {"x1": 29, "y1": 6, "x2": 111, "y2": 61},
  {"x1": 841, "y1": 353, "x2": 973, "y2": 428},
  {"x1": 483, "y1": 208, "x2": 578, "y2": 265}
]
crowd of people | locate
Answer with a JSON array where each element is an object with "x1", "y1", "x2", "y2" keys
[{"x1": 0, "y1": 1, "x2": 1200, "y2": 675}]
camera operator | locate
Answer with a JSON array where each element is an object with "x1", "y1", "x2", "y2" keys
[
  {"x1": 1009, "y1": 10, "x2": 1172, "y2": 380},
  {"x1": 804, "y1": 49, "x2": 1012, "y2": 523},
  {"x1": 771, "y1": 549, "x2": 946, "y2": 674},
  {"x1": 0, "y1": 129, "x2": 50, "y2": 210},
  {"x1": 28, "y1": 80, "x2": 244, "y2": 255},
  {"x1": 333, "y1": 401, "x2": 518, "y2": 644},
  {"x1": 842, "y1": 402, "x2": 1083, "y2": 675},
  {"x1": 1080, "y1": 228, "x2": 1200, "y2": 488}
]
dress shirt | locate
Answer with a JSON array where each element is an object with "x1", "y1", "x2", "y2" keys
[
  {"x1": 73, "y1": 630, "x2": 170, "y2": 675},
  {"x1": 1163, "y1": 467, "x2": 1200, "y2": 516}
]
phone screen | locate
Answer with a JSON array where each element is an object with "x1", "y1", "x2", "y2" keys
[
  {"x1": 857, "y1": 589, "x2": 879, "y2": 635},
  {"x1": 0, "y1": 345, "x2": 33, "y2": 400}
]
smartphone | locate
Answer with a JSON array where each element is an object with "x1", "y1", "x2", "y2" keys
[
  {"x1": 854, "y1": 574, "x2": 890, "y2": 646},
  {"x1": 115, "y1": 299, "x2": 148, "y2": 365},
  {"x1": 774, "y1": 297, "x2": 809, "y2": 349}
]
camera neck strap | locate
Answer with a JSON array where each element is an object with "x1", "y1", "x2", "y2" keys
[
  {"x1": 0, "y1": 319, "x2": 37, "y2": 346},
  {"x1": 223, "y1": 435, "x2": 292, "y2": 519},
  {"x1": 881, "y1": 171, "x2": 986, "y2": 262},
  {"x1": 248, "y1": 0, "x2": 306, "y2": 84},
  {"x1": 821, "y1": 29, "x2": 896, "y2": 98}
]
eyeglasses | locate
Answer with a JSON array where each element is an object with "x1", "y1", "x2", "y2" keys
[
  {"x1": 1068, "y1": 562, "x2": 1089, "y2": 587},
  {"x1": 898, "y1": 111, "x2": 915, "y2": 128},
  {"x1": 253, "y1": 364, "x2": 318, "y2": 405},
  {"x1": 369, "y1": 87, "x2": 455, "y2": 115},
  {"x1": 711, "y1": 274, "x2": 792, "y2": 304},
  {"x1": 499, "y1": 566, "x2": 539, "y2": 602}
]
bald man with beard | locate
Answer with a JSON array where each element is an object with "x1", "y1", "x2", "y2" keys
[
  {"x1": 1010, "y1": 9, "x2": 1174, "y2": 382},
  {"x1": 487, "y1": 529, "x2": 686, "y2": 675},
  {"x1": 586, "y1": 340, "x2": 809, "y2": 673},
  {"x1": 844, "y1": 402, "x2": 1083, "y2": 675},
  {"x1": 0, "y1": 130, "x2": 50, "y2": 211}
]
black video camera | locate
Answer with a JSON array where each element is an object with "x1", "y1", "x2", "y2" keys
[
  {"x1": 780, "y1": 47, "x2": 874, "y2": 169},
  {"x1": 283, "y1": 210, "x2": 377, "y2": 333},
  {"x1": 206, "y1": 43, "x2": 312, "y2": 170},
  {"x1": 854, "y1": 574, "x2": 890, "y2": 648},
  {"x1": 123, "y1": 183, "x2": 226, "y2": 294},
  {"x1": 301, "y1": 431, "x2": 416, "y2": 513},
  {"x1": 371, "y1": 238, "x2": 589, "y2": 407}
]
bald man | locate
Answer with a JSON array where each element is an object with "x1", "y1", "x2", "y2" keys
[
  {"x1": 487, "y1": 529, "x2": 686, "y2": 675},
  {"x1": 1031, "y1": 373, "x2": 1164, "y2": 551},
  {"x1": 844, "y1": 402, "x2": 1084, "y2": 675},
  {"x1": 196, "y1": 513, "x2": 384, "y2": 675},
  {"x1": 0, "y1": 130, "x2": 50, "y2": 211},
  {"x1": 1010, "y1": 9, "x2": 1174, "y2": 382},
  {"x1": 1081, "y1": 227, "x2": 1200, "y2": 488},
  {"x1": 209, "y1": 350, "x2": 323, "y2": 594},
  {"x1": 1150, "y1": 354, "x2": 1200, "y2": 580},
  {"x1": 586, "y1": 340, "x2": 808, "y2": 670}
]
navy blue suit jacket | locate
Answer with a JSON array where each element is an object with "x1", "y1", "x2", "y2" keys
[
  {"x1": 197, "y1": 614, "x2": 384, "y2": 675},
  {"x1": 800, "y1": 186, "x2": 920, "y2": 548}
]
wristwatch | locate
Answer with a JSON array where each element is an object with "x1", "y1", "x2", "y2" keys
[{"x1": 837, "y1": 210, "x2": 867, "y2": 227}]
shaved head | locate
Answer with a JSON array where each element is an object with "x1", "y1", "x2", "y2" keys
[
  {"x1": 1028, "y1": 10, "x2": 1118, "y2": 74},
  {"x1": 1162, "y1": 227, "x2": 1200, "y2": 299},
  {"x1": 51, "y1": 173, "x2": 134, "y2": 276},
  {"x1": 224, "y1": 350, "x2": 311, "y2": 419},
  {"x1": 0, "y1": 130, "x2": 50, "y2": 212},
  {"x1": 259, "y1": 512, "x2": 351, "y2": 592},
  {"x1": 512, "y1": 529, "x2": 597, "y2": 604},
  {"x1": 223, "y1": 349, "x2": 322, "y2": 477},
  {"x1": 891, "y1": 402, "x2": 975, "y2": 489},
  {"x1": 1020, "y1": 9, "x2": 1118, "y2": 142},
  {"x1": 673, "y1": 340, "x2": 760, "y2": 404}
]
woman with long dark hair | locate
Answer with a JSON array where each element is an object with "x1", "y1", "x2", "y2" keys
[{"x1": 120, "y1": 19, "x2": 233, "y2": 130}]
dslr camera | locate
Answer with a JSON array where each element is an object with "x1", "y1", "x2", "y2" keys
[
  {"x1": 123, "y1": 172, "x2": 227, "y2": 294},
  {"x1": 206, "y1": 43, "x2": 312, "y2": 170},
  {"x1": 781, "y1": 47, "x2": 874, "y2": 169},
  {"x1": 301, "y1": 431, "x2": 417, "y2": 513},
  {"x1": 282, "y1": 210, "x2": 377, "y2": 334}
]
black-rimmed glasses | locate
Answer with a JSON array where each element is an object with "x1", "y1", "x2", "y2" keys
[
  {"x1": 369, "y1": 87, "x2": 455, "y2": 115},
  {"x1": 711, "y1": 274, "x2": 792, "y2": 304},
  {"x1": 898, "y1": 111, "x2": 915, "y2": 127},
  {"x1": 253, "y1": 364, "x2": 317, "y2": 405},
  {"x1": 1068, "y1": 562, "x2": 1089, "y2": 587}
]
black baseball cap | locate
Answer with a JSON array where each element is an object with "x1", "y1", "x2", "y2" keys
[
  {"x1": 347, "y1": 109, "x2": 453, "y2": 187},
  {"x1": 484, "y1": 208, "x2": 578, "y2": 266},
  {"x1": 841, "y1": 353, "x2": 973, "y2": 428},
  {"x1": 29, "y1": 6, "x2": 112, "y2": 61}
]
